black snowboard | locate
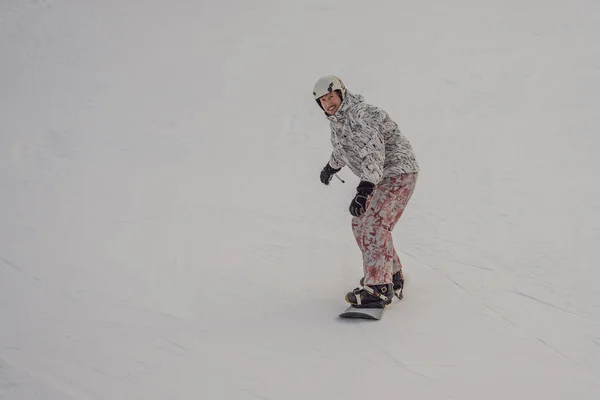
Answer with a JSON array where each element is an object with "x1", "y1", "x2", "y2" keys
[
  {"x1": 339, "y1": 305, "x2": 387, "y2": 320},
  {"x1": 339, "y1": 289, "x2": 403, "y2": 320}
]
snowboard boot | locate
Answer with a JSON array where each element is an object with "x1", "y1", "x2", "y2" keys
[
  {"x1": 392, "y1": 270, "x2": 404, "y2": 300},
  {"x1": 345, "y1": 283, "x2": 393, "y2": 309},
  {"x1": 358, "y1": 270, "x2": 404, "y2": 300}
]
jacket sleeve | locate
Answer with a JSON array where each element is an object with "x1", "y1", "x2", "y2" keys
[
  {"x1": 328, "y1": 127, "x2": 346, "y2": 169},
  {"x1": 354, "y1": 107, "x2": 386, "y2": 185},
  {"x1": 328, "y1": 149, "x2": 345, "y2": 170}
]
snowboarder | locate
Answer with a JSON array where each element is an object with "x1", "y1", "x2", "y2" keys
[{"x1": 314, "y1": 75, "x2": 420, "y2": 309}]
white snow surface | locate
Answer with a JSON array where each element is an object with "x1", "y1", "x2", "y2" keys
[{"x1": 2, "y1": 0, "x2": 600, "y2": 399}]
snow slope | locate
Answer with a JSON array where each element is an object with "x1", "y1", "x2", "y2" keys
[{"x1": 2, "y1": 0, "x2": 600, "y2": 398}]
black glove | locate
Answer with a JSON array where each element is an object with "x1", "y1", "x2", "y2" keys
[
  {"x1": 349, "y1": 181, "x2": 375, "y2": 217},
  {"x1": 320, "y1": 163, "x2": 341, "y2": 185}
]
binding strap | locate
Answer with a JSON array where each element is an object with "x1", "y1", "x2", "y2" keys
[{"x1": 356, "y1": 285, "x2": 389, "y2": 303}]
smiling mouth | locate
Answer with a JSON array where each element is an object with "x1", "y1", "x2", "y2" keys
[{"x1": 327, "y1": 105, "x2": 337, "y2": 112}]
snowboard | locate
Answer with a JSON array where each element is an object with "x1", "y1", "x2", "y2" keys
[
  {"x1": 339, "y1": 289, "x2": 403, "y2": 320},
  {"x1": 339, "y1": 305, "x2": 387, "y2": 320}
]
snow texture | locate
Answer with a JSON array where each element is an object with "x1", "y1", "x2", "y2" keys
[{"x1": 1, "y1": 0, "x2": 600, "y2": 399}]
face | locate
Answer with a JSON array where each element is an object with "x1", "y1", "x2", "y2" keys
[{"x1": 318, "y1": 91, "x2": 342, "y2": 115}]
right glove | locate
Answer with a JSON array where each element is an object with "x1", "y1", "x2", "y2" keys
[
  {"x1": 349, "y1": 181, "x2": 375, "y2": 217},
  {"x1": 320, "y1": 163, "x2": 341, "y2": 185}
]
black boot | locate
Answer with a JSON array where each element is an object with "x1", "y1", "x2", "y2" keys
[
  {"x1": 358, "y1": 270, "x2": 404, "y2": 300},
  {"x1": 392, "y1": 270, "x2": 404, "y2": 299},
  {"x1": 345, "y1": 283, "x2": 393, "y2": 309}
]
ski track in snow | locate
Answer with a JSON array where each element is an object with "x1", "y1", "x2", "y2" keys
[{"x1": 0, "y1": 256, "x2": 42, "y2": 283}]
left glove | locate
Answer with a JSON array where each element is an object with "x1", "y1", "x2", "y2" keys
[
  {"x1": 349, "y1": 181, "x2": 375, "y2": 217},
  {"x1": 320, "y1": 163, "x2": 341, "y2": 185}
]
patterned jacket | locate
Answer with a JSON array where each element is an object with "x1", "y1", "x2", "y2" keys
[{"x1": 325, "y1": 91, "x2": 419, "y2": 185}]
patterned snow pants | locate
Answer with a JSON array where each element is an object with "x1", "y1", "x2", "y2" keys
[{"x1": 352, "y1": 172, "x2": 418, "y2": 285}]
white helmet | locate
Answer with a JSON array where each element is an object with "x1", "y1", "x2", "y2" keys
[{"x1": 312, "y1": 75, "x2": 346, "y2": 101}]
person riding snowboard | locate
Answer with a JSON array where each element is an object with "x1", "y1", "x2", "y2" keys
[{"x1": 313, "y1": 75, "x2": 420, "y2": 309}]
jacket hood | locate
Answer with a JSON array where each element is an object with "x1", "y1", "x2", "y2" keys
[{"x1": 326, "y1": 90, "x2": 364, "y2": 122}]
